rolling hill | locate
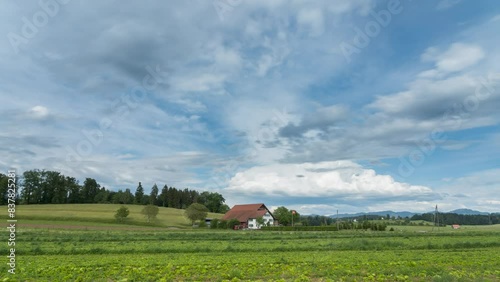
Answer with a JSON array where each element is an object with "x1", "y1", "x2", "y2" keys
[{"x1": 6, "y1": 204, "x2": 224, "y2": 228}]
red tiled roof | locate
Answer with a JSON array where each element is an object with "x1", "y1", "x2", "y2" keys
[{"x1": 222, "y1": 203, "x2": 274, "y2": 222}]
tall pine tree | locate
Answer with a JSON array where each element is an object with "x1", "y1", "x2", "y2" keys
[
  {"x1": 135, "y1": 182, "x2": 144, "y2": 204},
  {"x1": 150, "y1": 183, "x2": 159, "y2": 205}
]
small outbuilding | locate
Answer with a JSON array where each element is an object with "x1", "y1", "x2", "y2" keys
[
  {"x1": 205, "y1": 218, "x2": 213, "y2": 227},
  {"x1": 222, "y1": 203, "x2": 276, "y2": 229}
]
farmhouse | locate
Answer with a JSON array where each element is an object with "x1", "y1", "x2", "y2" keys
[{"x1": 222, "y1": 203, "x2": 276, "y2": 229}]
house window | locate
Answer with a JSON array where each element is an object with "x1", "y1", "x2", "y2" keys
[{"x1": 249, "y1": 224, "x2": 253, "y2": 227}]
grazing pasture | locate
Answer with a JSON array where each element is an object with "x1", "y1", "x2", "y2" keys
[
  {"x1": 11, "y1": 204, "x2": 223, "y2": 228},
  {"x1": 1, "y1": 224, "x2": 499, "y2": 281}
]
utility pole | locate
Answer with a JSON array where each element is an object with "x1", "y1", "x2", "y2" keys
[
  {"x1": 336, "y1": 209, "x2": 339, "y2": 231},
  {"x1": 432, "y1": 205, "x2": 439, "y2": 232}
]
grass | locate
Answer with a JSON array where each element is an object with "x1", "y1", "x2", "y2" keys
[
  {"x1": 1, "y1": 228, "x2": 499, "y2": 281},
  {"x1": 4, "y1": 204, "x2": 224, "y2": 228},
  {"x1": 388, "y1": 223, "x2": 500, "y2": 232},
  {"x1": 1, "y1": 205, "x2": 500, "y2": 280}
]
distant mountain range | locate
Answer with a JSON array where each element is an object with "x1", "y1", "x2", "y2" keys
[
  {"x1": 327, "y1": 208, "x2": 495, "y2": 219},
  {"x1": 447, "y1": 209, "x2": 491, "y2": 215},
  {"x1": 329, "y1": 210, "x2": 415, "y2": 219}
]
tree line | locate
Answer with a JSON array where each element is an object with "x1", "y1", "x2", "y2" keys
[
  {"x1": 0, "y1": 170, "x2": 229, "y2": 213},
  {"x1": 411, "y1": 212, "x2": 500, "y2": 225}
]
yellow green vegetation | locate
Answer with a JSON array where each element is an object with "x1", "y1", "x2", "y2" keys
[
  {"x1": 8, "y1": 204, "x2": 223, "y2": 228},
  {"x1": 1, "y1": 227, "x2": 499, "y2": 281}
]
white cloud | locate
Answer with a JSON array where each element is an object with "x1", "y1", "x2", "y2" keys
[
  {"x1": 280, "y1": 67, "x2": 500, "y2": 163},
  {"x1": 173, "y1": 73, "x2": 226, "y2": 92},
  {"x1": 436, "y1": 43, "x2": 485, "y2": 73},
  {"x1": 327, "y1": 0, "x2": 374, "y2": 16},
  {"x1": 438, "y1": 168, "x2": 500, "y2": 212},
  {"x1": 297, "y1": 8, "x2": 324, "y2": 37},
  {"x1": 29, "y1": 105, "x2": 49, "y2": 119},
  {"x1": 214, "y1": 47, "x2": 242, "y2": 70},
  {"x1": 52, "y1": 151, "x2": 212, "y2": 192},
  {"x1": 479, "y1": 200, "x2": 500, "y2": 205},
  {"x1": 419, "y1": 43, "x2": 485, "y2": 78},
  {"x1": 256, "y1": 54, "x2": 275, "y2": 77},
  {"x1": 369, "y1": 74, "x2": 478, "y2": 115},
  {"x1": 280, "y1": 105, "x2": 349, "y2": 137},
  {"x1": 2, "y1": 1, "x2": 500, "y2": 214},
  {"x1": 226, "y1": 161, "x2": 434, "y2": 199}
]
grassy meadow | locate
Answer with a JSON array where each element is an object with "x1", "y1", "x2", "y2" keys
[
  {"x1": 6, "y1": 204, "x2": 224, "y2": 228},
  {"x1": 1, "y1": 204, "x2": 500, "y2": 281}
]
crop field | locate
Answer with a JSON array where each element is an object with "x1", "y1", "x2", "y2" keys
[{"x1": 2, "y1": 227, "x2": 500, "y2": 281}]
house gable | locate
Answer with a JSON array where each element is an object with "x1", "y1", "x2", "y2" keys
[{"x1": 222, "y1": 203, "x2": 276, "y2": 228}]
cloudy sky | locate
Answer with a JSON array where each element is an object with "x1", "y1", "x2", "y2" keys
[{"x1": 2, "y1": 0, "x2": 499, "y2": 214}]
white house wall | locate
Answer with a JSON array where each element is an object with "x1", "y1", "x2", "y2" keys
[
  {"x1": 247, "y1": 212, "x2": 275, "y2": 229},
  {"x1": 247, "y1": 218, "x2": 258, "y2": 229},
  {"x1": 263, "y1": 212, "x2": 274, "y2": 226}
]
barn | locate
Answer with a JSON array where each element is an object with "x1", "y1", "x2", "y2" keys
[{"x1": 222, "y1": 203, "x2": 276, "y2": 229}]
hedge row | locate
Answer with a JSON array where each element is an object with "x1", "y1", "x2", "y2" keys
[{"x1": 261, "y1": 223, "x2": 387, "y2": 232}]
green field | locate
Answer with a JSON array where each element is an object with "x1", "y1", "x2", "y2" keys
[
  {"x1": 7, "y1": 204, "x2": 224, "y2": 228},
  {"x1": 388, "y1": 223, "x2": 500, "y2": 232},
  {"x1": 2, "y1": 228, "x2": 500, "y2": 281},
  {"x1": 2, "y1": 205, "x2": 500, "y2": 281}
]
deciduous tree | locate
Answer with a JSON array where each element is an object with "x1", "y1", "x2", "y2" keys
[
  {"x1": 256, "y1": 216, "x2": 265, "y2": 228},
  {"x1": 81, "y1": 178, "x2": 100, "y2": 203},
  {"x1": 141, "y1": 205, "x2": 159, "y2": 223},
  {"x1": 273, "y1": 206, "x2": 300, "y2": 226},
  {"x1": 184, "y1": 203, "x2": 209, "y2": 225},
  {"x1": 198, "y1": 191, "x2": 226, "y2": 213},
  {"x1": 115, "y1": 206, "x2": 129, "y2": 222}
]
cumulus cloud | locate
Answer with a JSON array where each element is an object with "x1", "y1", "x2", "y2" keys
[
  {"x1": 226, "y1": 161, "x2": 436, "y2": 200},
  {"x1": 419, "y1": 43, "x2": 485, "y2": 78}
]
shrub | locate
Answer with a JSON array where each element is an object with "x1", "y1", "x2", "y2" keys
[
  {"x1": 210, "y1": 218, "x2": 219, "y2": 229},
  {"x1": 227, "y1": 218, "x2": 240, "y2": 229},
  {"x1": 114, "y1": 206, "x2": 129, "y2": 222},
  {"x1": 218, "y1": 220, "x2": 228, "y2": 229},
  {"x1": 141, "y1": 205, "x2": 159, "y2": 223}
]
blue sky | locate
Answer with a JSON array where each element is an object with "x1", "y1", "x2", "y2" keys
[{"x1": 1, "y1": 0, "x2": 500, "y2": 214}]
